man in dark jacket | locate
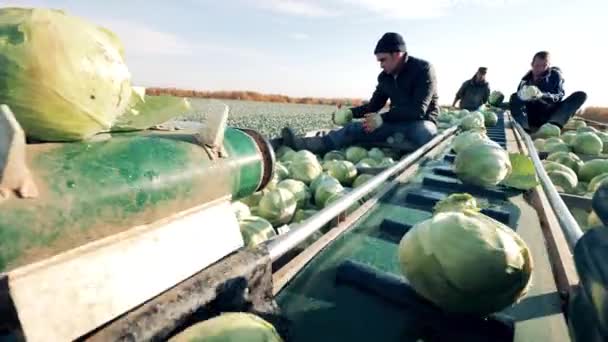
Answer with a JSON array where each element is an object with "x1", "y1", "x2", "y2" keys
[
  {"x1": 452, "y1": 67, "x2": 490, "y2": 110},
  {"x1": 510, "y1": 51, "x2": 587, "y2": 132},
  {"x1": 281, "y1": 32, "x2": 438, "y2": 154}
]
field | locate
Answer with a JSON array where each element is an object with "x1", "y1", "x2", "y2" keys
[{"x1": 179, "y1": 98, "x2": 339, "y2": 138}]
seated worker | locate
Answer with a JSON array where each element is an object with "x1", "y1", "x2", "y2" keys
[
  {"x1": 510, "y1": 51, "x2": 587, "y2": 132},
  {"x1": 452, "y1": 67, "x2": 490, "y2": 111},
  {"x1": 281, "y1": 32, "x2": 438, "y2": 154}
]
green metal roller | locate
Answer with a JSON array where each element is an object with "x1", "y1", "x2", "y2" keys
[{"x1": 0, "y1": 125, "x2": 274, "y2": 273}]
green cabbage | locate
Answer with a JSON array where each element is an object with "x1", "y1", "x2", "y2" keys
[
  {"x1": 309, "y1": 173, "x2": 334, "y2": 193},
  {"x1": 277, "y1": 179, "x2": 310, "y2": 208},
  {"x1": 314, "y1": 177, "x2": 344, "y2": 209},
  {"x1": 168, "y1": 312, "x2": 283, "y2": 342},
  {"x1": 459, "y1": 112, "x2": 485, "y2": 131},
  {"x1": 326, "y1": 160, "x2": 357, "y2": 186},
  {"x1": 356, "y1": 158, "x2": 379, "y2": 168},
  {"x1": 287, "y1": 157, "x2": 323, "y2": 185},
  {"x1": 561, "y1": 131, "x2": 578, "y2": 146},
  {"x1": 238, "y1": 216, "x2": 276, "y2": 247},
  {"x1": 536, "y1": 123, "x2": 561, "y2": 139},
  {"x1": 345, "y1": 146, "x2": 368, "y2": 163},
  {"x1": 546, "y1": 151, "x2": 584, "y2": 174},
  {"x1": 489, "y1": 91, "x2": 504, "y2": 106},
  {"x1": 398, "y1": 211, "x2": 533, "y2": 316},
  {"x1": 572, "y1": 132, "x2": 603, "y2": 155},
  {"x1": 579, "y1": 159, "x2": 608, "y2": 182},
  {"x1": 0, "y1": 8, "x2": 132, "y2": 141},
  {"x1": 257, "y1": 188, "x2": 297, "y2": 226},
  {"x1": 453, "y1": 130, "x2": 488, "y2": 154},
  {"x1": 368, "y1": 147, "x2": 385, "y2": 161},
  {"x1": 276, "y1": 146, "x2": 295, "y2": 160},
  {"x1": 333, "y1": 108, "x2": 353, "y2": 126},
  {"x1": 433, "y1": 193, "x2": 479, "y2": 214},
  {"x1": 292, "y1": 209, "x2": 318, "y2": 223},
  {"x1": 588, "y1": 173, "x2": 608, "y2": 193},
  {"x1": 274, "y1": 162, "x2": 290, "y2": 180},
  {"x1": 482, "y1": 111, "x2": 498, "y2": 127},
  {"x1": 323, "y1": 150, "x2": 346, "y2": 162},
  {"x1": 454, "y1": 141, "x2": 512, "y2": 187}
]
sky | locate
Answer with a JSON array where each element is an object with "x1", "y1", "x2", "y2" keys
[{"x1": 1, "y1": 0, "x2": 607, "y2": 107}]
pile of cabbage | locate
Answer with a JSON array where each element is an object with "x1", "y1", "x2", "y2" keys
[
  {"x1": 398, "y1": 193, "x2": 533, "y2": 316},
  {"x1": 532, "y1": 119, "x2": 608, "y2": 230},
  {"x1": 232, "y1": 145, "x2": 397, "y2": 248},
  {"x1": 435, "y1": 106, "x2": 501, "y2": 131},
  {"x1": 0, "y1": 8, "x2": 191, "y2": 141}
]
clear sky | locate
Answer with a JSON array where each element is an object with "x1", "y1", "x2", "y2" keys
[{"x1": 2, "y1": 0, "x2": 606, "y2": 107}]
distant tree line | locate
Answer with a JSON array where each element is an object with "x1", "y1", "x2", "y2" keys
[{"x1": 146, "y1": 87, "x2": 365, "y2": 106}]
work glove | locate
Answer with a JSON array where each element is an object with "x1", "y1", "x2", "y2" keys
[{"x1": 363, "y1": 113, "x2": 383, "y2": 133}]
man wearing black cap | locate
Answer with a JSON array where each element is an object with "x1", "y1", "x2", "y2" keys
[
  {"x1": 452, "y1": 67, "x2": 490, "y2": 111},
  {"x1": 281, "y1": 32, "x2": 439, "y2": 154}
]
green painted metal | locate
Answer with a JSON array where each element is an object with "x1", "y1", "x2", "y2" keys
[{"x1": 0, "y1": 127, "x2": 265, "y2": 272}]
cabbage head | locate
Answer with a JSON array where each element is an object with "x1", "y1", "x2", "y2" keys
[
  {"x1": 0, "y1": 8, "x2": 132, "y2": 141},
  {"x1": 287, "y1": 157, "x2": 322, "y2": 185},
  {"x1": 573, "y1": 132, "x2": 603, "y2": 155},
  {"x1": 459, "y1": 112, "x2": 485, "y2": 131},
  {"x1": 326, "y1": 160, "x2": 357, "y2": 186},
  {"x1": 168, "y1": 312, "x2": 283, "y2": 342},
  {"x1": 482, "y1": 111, "x2": 498, "y2": 127},
  {"x1": 578, "y1": 159, "x2": 608, "y2": 182},
  {"x1": 453, "y1": 130, "x2": 488, "y2": 154},
  {"x1": 323, "y1": 150, "x2": 346, "y2": 162},
  {"x1": 345, "y1": 146, "x2": 368, "y2": 163},
  {"x1": 257, "y1": 188, "x2": 297, "y2": 226},
  {"x1": 314, "y1": 177, "x2": 344, "y2": 208},
  {"x1": 274, "y1": 162, "x2": 289, "y2": 180},
  {"x1": 542, "y1": 139, "x2": 570, "y2": 154},
  {"x1": 356, "y1": 158, "x2": 378, "y2": 168},
  {"x1": 277, "y1": 179, "x2": 310, "y2": 208},
  {"x1": 489, "y1": 91, "x2": 505, "y2": 106},
  {"x1": 561, "y1": 131, "x2": 578, "y2": 146},
  {"x1": 454, "y1": 141, "x2": 512, "y2": 187},
  {"x1": 596, "y1": 131, "x2": 608, "y2": 153},
  {"x1": 546, "y1": 151, "x2": 584, "y2": 174},
  {"x1": 368, "y1": 147, "x2": 385, "y2": 161},
  {"x1": 588, "y1": 173, "x2": 608, "y2": 193},
  {"x1": 238, "y1": 216, "x2": 276, "y2": 247},
  {"x1": 333, "y1": 108, "x2": 353, "y2": 126},
  {"x1": 536, "y1": 123, "x2": 561, "y2": 139},
  {"x1": 433, "y1": 193, "x2": 479, "y2": 214},
  {"x1": 398, "y1": 211, "x2": 533, "y2": 316}
]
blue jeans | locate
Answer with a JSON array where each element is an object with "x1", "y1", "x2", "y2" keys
[{"x1": 323, "y1": 120, "x2": 438, "y2": 150}]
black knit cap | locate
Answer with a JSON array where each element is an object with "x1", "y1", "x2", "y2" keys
[{"x1": 374, "y1": 32, "x2": 406, "y2": 54}]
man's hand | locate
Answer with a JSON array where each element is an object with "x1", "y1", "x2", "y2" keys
[{"x1": 363, "y1": 113, "x2": 383, "y2": 133}]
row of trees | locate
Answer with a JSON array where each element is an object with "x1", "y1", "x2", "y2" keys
[{"x1": 145, "y1": 87, "x2": 365, "y2": 106}]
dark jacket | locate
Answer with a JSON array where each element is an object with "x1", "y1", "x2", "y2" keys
[
  {"x1": 350, "y1": 56, "x2": 439, "y2": 123},
  {"x1": 517, "y1": 67, "x2": 565, "y2": 104},
  {"x1": 455, "y1": 78, "x2": 490, "y2": 110}
]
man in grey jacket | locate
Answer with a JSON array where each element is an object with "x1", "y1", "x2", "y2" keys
[
  {"x1": 281, "y1": 32, "x2": 438, "y2": 154},
  {"x1": 452, "y1": 67, "x2": 490, "y2": 111}
]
